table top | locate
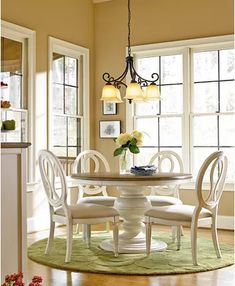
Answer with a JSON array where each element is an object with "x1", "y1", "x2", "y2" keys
[{"x1": 71, "y1": 172, "x2": 193, "y2": 186}]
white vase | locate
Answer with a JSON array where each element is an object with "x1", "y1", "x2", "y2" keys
[{"x1": 119, "y1": 149, "x2": 132, "y2": 174}]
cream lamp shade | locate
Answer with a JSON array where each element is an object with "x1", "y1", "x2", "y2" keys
[
  {"x1": 145, "y1": 83, "x2": 161, "y2": 100},
  {"x1": 124, "y1": 80, "x2": 144, "y2": 101}
]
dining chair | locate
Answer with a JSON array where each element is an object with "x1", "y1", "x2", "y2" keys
[
  {"x1": 72, "y1": 150, "x2": 116, "y2": 205},
  {"x1": 144, "y1": 151, "x2": 228, "y2": 265},
  {"x1": 38, "y1": 149, "x2": 119, "y2": 262},
  {"x1": 146, "y1": 150, "x2": 184, "y2": 239}
]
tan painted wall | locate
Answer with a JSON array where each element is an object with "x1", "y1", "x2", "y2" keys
[
  {"x1": 94, "y1": 0, "x2": 234, "y2": 217},
  {"x1": 2, "y1": 0, "x2": 95, "y2": 148},
  {"x1": 1, "y1": 0, "x2": 95, "y2": 225}
]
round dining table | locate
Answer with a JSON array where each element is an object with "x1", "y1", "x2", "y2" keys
[{"x1": 71, "y1": 172, "x2": 192, "y2": 254}]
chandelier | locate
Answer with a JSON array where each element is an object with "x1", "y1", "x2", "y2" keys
[{"x1": 100, "y1": 0, "x2": 160, "y2": 104}]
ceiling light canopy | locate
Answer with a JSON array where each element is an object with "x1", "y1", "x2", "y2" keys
[{"x1": 100, "y1": 0, "x2": 160, "y2": 104}]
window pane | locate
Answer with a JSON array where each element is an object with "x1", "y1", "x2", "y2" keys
[
  {"x1": 134, "y1": 147, "x2": 158, "y2": 166},
  {"x1": 160, "y1": 117, "x2": 182, "y2": 146},
  {"x1": 53, "y1": 84, "x2": 63, "y2": 113},
  {"x1": 161, "y1": 55, "x2": 183, "y2": 84},
  {"x1": 161, "y1": 85, "x2": 183, "y2": 114},
  {"x1": 136, "y1": 118, "x2": 158, "y2": 146},
  {"x1": 220, "y1": 49, "x2": 234, "y2": 80},
  {"x1": 65, "y1": 57, "x2": 77, "y2": 86},
  {"x1": 193, "y1": 115, "x2": 217, "y2": 146},
  {"x1": 53, "y1": 116, "x2": 66, "y2": 146},
  {"x1": 221, "y1": 147, "x2": 235, "y2": 182},
  {"x1": 219, "y1": 115, "x2": 235, "y2": 146},
  {"x1": 193, "y1": 147, "x2": 218, "y2": 179},
  {"x1": 68, "y1": 147, "x2": 78, "y2": 157},
  {"x1": 53, "y1": 53, "x2": 64, "y2": 84},
  {"x1": 194, "y1": 51, "x2": 218, "y2": 82},
  {"x1": 137, "y1": 57, "x2": 159, "y2": 84},
  {"x1": 220, "y1": 81, "x2": 235, "y2": 112},
  {"x1": 53, "y1": 147, "x2": 67, "y2": 157},
  {"x1": 135, "y1": 101, "x2": 159, "y2": 116},
  {"x1": 65, "y1": 87, "x2": 77, "y2": 115},
  {"x1": 68, "y1": 117, "x2": 78, "y2": 146},
  {"x1": 193, "y1": 82, "x2": 218, "y2": 113}
]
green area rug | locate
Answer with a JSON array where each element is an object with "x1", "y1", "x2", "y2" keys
[{"x1": 28, "y1": 232, "x2": 234, "y2": 275}]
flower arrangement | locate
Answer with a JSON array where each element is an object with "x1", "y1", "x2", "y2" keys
[
  {"x1": 114, "y1": 130, "x2": 144, "y2": 156},
  {"x1": 1, "y1": 272, "x2": 43, "y2": 286}
]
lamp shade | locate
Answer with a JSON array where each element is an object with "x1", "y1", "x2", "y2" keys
[
  {"x1": 124, "y1": 80, "x2": 144, "y2": 101},
  {"x1": 145, "y1": 83, "x2": 161, "y2": 100},
  {"x1": 100, "y1": 84, "x2": 123, "y2": 103}
]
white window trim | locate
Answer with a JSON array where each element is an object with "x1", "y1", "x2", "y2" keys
[
  {"x1": 48, "y1": 36, "x2": 90, "y2": 155},
  {"x1": 126, "y1": 35, "x2": 234, "y2": 192},
  {"x1": 1, "y1": 20, "x2": 36, "y2": 183}
]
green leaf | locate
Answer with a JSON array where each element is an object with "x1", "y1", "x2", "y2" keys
[
  {"x1": 130, "y1": 138, "x2": 137, "y2": 145},
  {"x1": 114, "y1": 147, "x2": 124, "y2": 156},
  {"x1": 129, "y1": 145, "x2": 140, "y2": 154}
]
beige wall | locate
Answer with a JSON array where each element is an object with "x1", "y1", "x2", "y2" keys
[
  {"x1": 94, "y1": 0, "x2": 234, "y2": 217},
  {"x1": 2, "y1": 0, "x2": 95, "y2": 148},
  {"x1": 1, "y1": 0, "x2": 95, "y2": 227}
]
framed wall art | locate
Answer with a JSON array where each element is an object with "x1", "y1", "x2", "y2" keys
[
  {"x1": 99, "y1": 120, "x2": 121, "y2": 138},
  {"x1": 102, "y1": 102, "x2": 117, "y2": 115}
]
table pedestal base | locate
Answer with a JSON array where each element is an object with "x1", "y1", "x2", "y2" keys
[{"x1": 100, "y1": 236, "x2": 167, "y2": 254}]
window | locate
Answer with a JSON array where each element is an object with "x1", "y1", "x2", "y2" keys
[
  {"x1": 1, "y1": 21, "x2": 36, "y2": 183},
  {"x1": 48, "y1": 37, "x2": 89, "y2": 175},
  {"x1": 127, "y1": 36, "x2": 234, "y2": 186}
]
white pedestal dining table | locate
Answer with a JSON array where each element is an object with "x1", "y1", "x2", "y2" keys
[{"x1": 71, "y1": 172, "x2": 192, "y2": 254}]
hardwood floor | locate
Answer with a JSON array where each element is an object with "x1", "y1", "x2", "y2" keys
[{"x1": 27, "y1": 225, "x2": 234, "y2": 286}]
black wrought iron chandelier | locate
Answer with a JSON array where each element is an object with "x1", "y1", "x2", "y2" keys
[{"x1": 100, "y1": 0, "x2": 160, "y2": 104}]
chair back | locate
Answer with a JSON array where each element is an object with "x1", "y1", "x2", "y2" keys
[
  {"x1": 73, "y1": 150, "x2": 110, "y2": 173},
  {"x1": 196, "y1": 151, "x2": 228, "y2": 211},
  {"x1": 149, "y1": 150, "x2": 184, "y2": 197},
  {"x1": 149, "y1": 150, "x2": 183, "y2": 173},
  {"x1": 39, "y1": 150, "x2": 68, "y2": 209},
  {"x1": 72, "y1": 150, "x2": 110, "y2": 196}
]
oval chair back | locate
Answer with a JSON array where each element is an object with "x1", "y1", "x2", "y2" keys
[
  {"x1": 195, "y1": 151, "x2": 228, "y2": 212},
  {"x1": 149, "y1": 150, "x2": 184, "y2": 197},
  {"x1": 72, "y1": 150, "x2": 110, "y2": 196},
  {"x1": 39, "y1": 149, "x2": 68, "y2": 212}
]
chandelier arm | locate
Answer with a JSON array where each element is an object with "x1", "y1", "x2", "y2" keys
[{"x1": 131, "y1": 64, "x2": 160, "y2": 85}]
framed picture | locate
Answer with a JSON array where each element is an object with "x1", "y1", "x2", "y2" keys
[
  {"x1": 103, "y1": 102, "x2": 117, "y2": 115},
  {"x1": 99, "y1": 120, "x2": 121, "y2": 138}
]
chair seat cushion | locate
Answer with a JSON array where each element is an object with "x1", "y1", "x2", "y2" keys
[
  {"x1": 145, "y1": 204, "x2": 212, "y2": 222},
  {"x1": 78, "y1": 196, "x2": 116, "y2": 206},
  {"x1": 55, "y1": 203, "x2": 118, "y2": 219},
  {"x1": 147, "y1": 195, "x2": 182, "y2": 206}
]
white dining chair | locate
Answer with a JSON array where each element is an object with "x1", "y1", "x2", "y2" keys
[
  {"x1": 72, "y1": 150, "x2": 116, "y2": 205},
  {"x1": 38, "y1": 149, "x2": 119, "y2": 262},
  {"x1": 145, "y1": 151, "x2": 228, "y2": 265}
]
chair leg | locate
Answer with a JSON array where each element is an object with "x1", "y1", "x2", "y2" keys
[
  {"x1": 172, "y1": 226, "x2": 176, "y2": 242},
  {"x1": 45, "y1": 219, "x2": 55, "y2": 254},
  {"x1": 113, "y1": 220, "x2": 119, "y2": 257},
  {"x1": 191, "y1": 219, "x2": 198, "y2": 266},
  {"x1": 211, "y1": 215, "x2": 222, "y2": 258},
  {"x1": 180, "y1": 226, "x2": 184, "y2": 236},
  {"x1": 176, "y1": 225, "x2": 181, "y2": 250},
  {"x1": 85, "y1": 224, "x2": 91, "y2": 248},
  {"x1": 65, "y1": 221, "x2": 73, "y2": 263},
  {"x1": 105, "y1": 221, "x2": 110, "y2": 233},
  {"x1": 145, "y1": 220, "x2": 152, "y2": 255}
]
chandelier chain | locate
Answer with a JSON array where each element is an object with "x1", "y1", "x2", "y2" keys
[{"x1": 128, "y1": 0, "x2": 131, "y2": 57}]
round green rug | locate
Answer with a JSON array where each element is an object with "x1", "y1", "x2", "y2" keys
[{"x1": 28, "y1": 232, "x2": 234, "y2": 275}]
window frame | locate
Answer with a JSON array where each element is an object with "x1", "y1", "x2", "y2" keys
[
  {"x1": 126, "y1": 35, "x2": 234, "y2": 191},
  {"x1": 48, "y1": 36, "x2": 90, "y2": 163},
  {"x1": 1, "y1": 20, "x2": 36, "y2": 183}
]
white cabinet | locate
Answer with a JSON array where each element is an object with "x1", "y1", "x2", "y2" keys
[{"x1": 1, "y1": 143, "x2": 30, "y2": 283}]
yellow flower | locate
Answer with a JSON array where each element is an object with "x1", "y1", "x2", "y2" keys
[
  {"x1": 116, "y1": 133, "x2": 132, "y2": 146},
  {"x1": 132, "y1": 130, "x2": 144, "y2": 146}
]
